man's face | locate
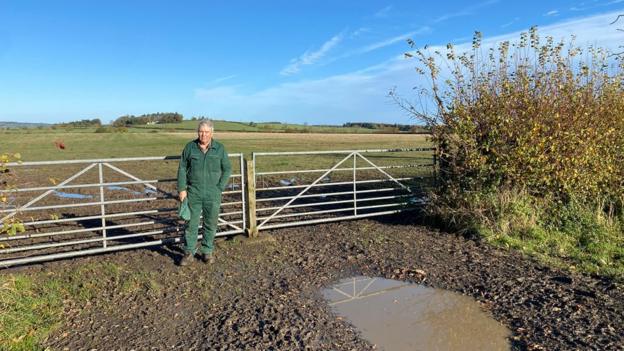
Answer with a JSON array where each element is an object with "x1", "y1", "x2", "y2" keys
[{"x1": 198, "y1": 125, "x2": 213, "y2": 145}]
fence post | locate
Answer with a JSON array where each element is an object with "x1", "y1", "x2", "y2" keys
[
  {"x1": 432, "y1": 148, "x2": 438, "y2": 188},
  {"x1": 98, "y1": 162, "x2": 107, "y2": 248},
  {"x1": 244, "y1": 159, "x2": 258, "y2": 237},
  {"x1": 353, "y1": 153, "x2": 357, "y2": 216}
]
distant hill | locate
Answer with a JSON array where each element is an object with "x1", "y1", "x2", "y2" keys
[
  {"x1": 0, "y1": 121, "x2": 51, "y2": 128},
  {"x1": 132, "y1": 120, "x2": 428, "y2": 134}
]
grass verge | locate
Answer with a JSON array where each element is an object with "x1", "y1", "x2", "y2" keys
[
  {"x1": 433, "y1": 189, "x2": 624, "y2": 279},
  {"x1": 0, "y1": 262, "x2": 160, "y2": 350}
]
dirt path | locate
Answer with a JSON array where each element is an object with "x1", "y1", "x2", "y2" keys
[{"x1": 17, "y1": 216, "x2": 623, "y2": 350}]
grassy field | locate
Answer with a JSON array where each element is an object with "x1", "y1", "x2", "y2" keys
[
  {"x1": 0, "y1": 131, "x2": 431, "y2": 162},
  {"x1": 0, "y1": 120, "x2": 423, "y2": 135}
]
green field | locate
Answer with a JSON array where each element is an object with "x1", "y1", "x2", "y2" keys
[
  {"x1": 0, "y1": 120, "x2": 426, "y2": 135},
  {"x1": 0, "y1": 131, "x2": 431, "y2": 162}
]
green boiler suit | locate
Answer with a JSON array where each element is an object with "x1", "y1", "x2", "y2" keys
[{"x1": 177, "y1": 139, "x2": 232, "y2": 254}]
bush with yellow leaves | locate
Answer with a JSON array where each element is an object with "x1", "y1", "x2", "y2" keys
[
  {"x1": 396, "y1": 27, "x2": 624, "y2": 277},
  {"x1": 0, "y1": 152, "x2": 24, "y2": 237}
]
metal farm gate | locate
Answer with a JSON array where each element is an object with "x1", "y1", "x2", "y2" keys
[
  {"x1": 248, "y1": 148, "x2": 435, "y2": 232},
  {"x1": 0, "y1": 148, "x2": 435, "y2": 267},
  {"x1": 0, "y1": 155, "x2": 245, "y2": 267}
]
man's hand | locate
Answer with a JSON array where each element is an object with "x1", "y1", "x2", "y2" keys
[{"x1": 179, "y1": 190, "x2": 187, "y2": 202}]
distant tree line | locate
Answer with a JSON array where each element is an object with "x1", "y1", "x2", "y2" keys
[
  {"x1": 190, "y1": 115, "x2": 214, "y2": 121},
  {"x1": 343, "y1": 122, "x2": 429, "y2": 133},
  {"x1": 112, "y1": 112, "x2": 183, "y2": 127},
  {"x1": 53, "y1": 118, "x2": 102, "y2": 128}
]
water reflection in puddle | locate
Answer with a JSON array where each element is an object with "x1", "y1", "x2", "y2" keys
[
  {"x1": 53, "y1": 191, "x2": 93, "y2": 199},
  {"x1": 323, "y1": 276, "x2": 510, "y2": 351}
]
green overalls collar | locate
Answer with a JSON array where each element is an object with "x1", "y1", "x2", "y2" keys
[{"x1": 193, "y1": 138, "x2": 217, "y2": 152}]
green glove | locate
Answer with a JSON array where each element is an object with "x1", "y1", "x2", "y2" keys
[{"x1": 178, "y1": 198, "x2": 191, "y2": 221}]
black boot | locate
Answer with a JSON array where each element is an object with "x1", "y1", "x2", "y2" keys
[
  {"x1": 201, "y1": 252, "x2": 215, "y2": 264},
  {"x1": 179, "y1": 252, "x2": 194, "y2": 266}
]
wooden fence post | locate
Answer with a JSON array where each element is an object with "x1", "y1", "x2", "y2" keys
[
  {"x1": 244, "y1": 159, "x2": 258, "y2": 237},
  {"x1": 433, "y1": 148, "x2": 438, "y2": 188}
]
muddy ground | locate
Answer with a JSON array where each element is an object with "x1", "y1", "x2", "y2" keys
[{"x1": 11, "y1": 215, "x2": 624, "y2": 350}]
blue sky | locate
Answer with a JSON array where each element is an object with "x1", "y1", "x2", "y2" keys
[{"x1": 1, "y1": 0, "x2": 623, "y2": 125}]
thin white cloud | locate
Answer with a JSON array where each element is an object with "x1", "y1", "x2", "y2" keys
[
  {"x1": 501, "y1": 17, "x2": 520, "y2": 28},
  {"x1": 350, "y1": 27, "x2": 371, "y2": 38},
  {"x1": 571, "y1": 0, "x2": 624, "y2": 11},
  {"x1": 324, "y1": 27, "x2": 431, "y2": 65},
  {"x1": 545, "y1": 10, "x2": 560, "y2": 16},
  {"x1": 499, "y1": 10, "x2": 621, "y2": 48},
  {"x1": 433, "y1": 10, "x2": 470, "y2": 23},
  {"x1": 434, "y1": 0, "x2": 500, "y2": 23},
  {"x1": 280, "y1": 33, "x2": 343, "y2": 76},
  {"x1": 450, "y1": 35, "x2": 472, "y2": 43},
  {"x1": 374, "y1": 5, "x2": 393, "y2": 18},
  {"x1": 359, "y1": 27, "x2": 431, "y2": 53},
  {"x1": 196, "y1": 11, "x2": 624, "y2": 124},
  {"x1": 210, "y1": 75, "x2": 237, "y2": 84}
]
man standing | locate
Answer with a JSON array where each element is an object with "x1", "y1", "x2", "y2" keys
[{"x1": 177, "y1": 120, "x2": 232, "y2": 266}]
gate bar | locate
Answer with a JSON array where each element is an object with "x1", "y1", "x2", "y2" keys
[
  {"x1": 253, "y1": 147, "x2": 434, "y2": 156},
  {"x1": 256, "y1": 163, "x2": 434, "y2": 176},
  {"x1": 4, "y1": 154, "x2": 244, "y2": 167},
  {"x1": 255, "y1": 187, "x2": 401, "y2": 203},
  {"x1": 256, "y1": 177, "x2": 413, "y2": 192},
  {"x1": 257, "y1": 152, "x2": 355, "y2": 228},
  {"x1": 0, "y1": 163, "x2": 97, "y2": 223},
  {"x1": 355, "y1": 152, "x2": 411, "y2": 192},
  {"x1": 258, "y1": 209, "x2": 404, "y2": 230}
]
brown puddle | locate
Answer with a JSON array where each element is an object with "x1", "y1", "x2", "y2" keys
[{"x1": 322, "y1": 276, "x2": 510, "y2": 351}]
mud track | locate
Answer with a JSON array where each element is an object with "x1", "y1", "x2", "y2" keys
[{"x1": 13, "y1": 215, "x2": 624, "y2": 350}]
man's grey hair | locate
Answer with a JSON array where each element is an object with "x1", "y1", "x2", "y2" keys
[{"x1": 197, "y1": 119, "x2": 214, "y2": 132}]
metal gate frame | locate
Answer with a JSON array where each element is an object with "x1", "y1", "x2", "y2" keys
[
  {"x1": 251, "y1": 148, "x2": 435, "y2": 231},
  {"x1": 1, "y1": 147, "x2": 435, "y2": 268},
  {"x1": 0, "y1": 154, "x2": 245, "y2": 267}
]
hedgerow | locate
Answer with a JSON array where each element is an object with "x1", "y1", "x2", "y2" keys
[{"x1": 396, "y1": 27, "x2": 624, "y2": 277}]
